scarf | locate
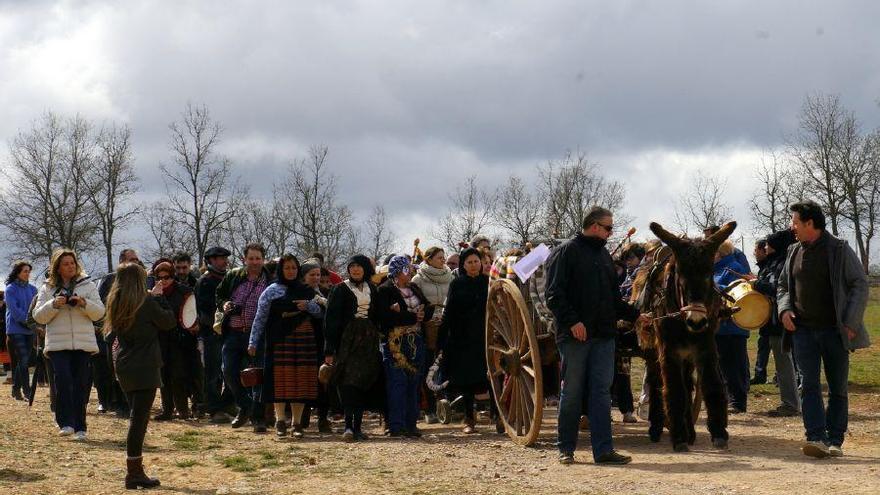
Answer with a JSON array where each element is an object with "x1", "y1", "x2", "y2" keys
[{"x1": 416, "y1": 262, "x2": 453, "y2": 285}]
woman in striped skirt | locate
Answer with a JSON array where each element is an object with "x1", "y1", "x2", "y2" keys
[{"x1": 249, "y1": 254, "x2": 322, "y2": 438}]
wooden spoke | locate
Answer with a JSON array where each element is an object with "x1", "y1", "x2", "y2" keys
[
  {"x1": 490, "y1": 314, "x2": 515, "y2": 349},
  {"x1": 521, "y1": 364, "x2": 536, "y2": 379},
  {"x1": 518, "y1": 328, "x2": 530, "y2": 354},
  {"x1": 487, "y1": 345, "x2": 507, "y2": 355}
]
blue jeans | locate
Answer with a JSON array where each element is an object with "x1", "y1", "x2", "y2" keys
[
  {"x1": 715, "y1": 334, "x2": 750, "y2": 411},
  {"x1": 793, "y1": 326, "x2": 849, "y2": 446},
  {"x1": 382, "y1": 334, "x2": 425, "y2": 433},
  {"x1": 221, "y1": 331, "x2": 256, "y2": 415},
  {"x1": 557, "y1": 336, "x2": 615, "y2": 460},
  {"x1": 8, "y1": 334, "x2": 34, "y2": 394},
  {"x1": 48, "y1": 350, "x2": 93, "y2": 431}
]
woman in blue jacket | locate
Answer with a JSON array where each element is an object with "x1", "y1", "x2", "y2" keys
[
  {"x1": 713, "y1": 240, "x2": 751, "y2": 413},
  {"x1": 5, "y1": 261, "x2": 38, "y2": 401}
]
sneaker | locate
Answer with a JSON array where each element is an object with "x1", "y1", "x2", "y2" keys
[
  {"x1": 11, "y1": 389, "x2": 24, "y2": 401},
  {"x1": 230, "y1": 413, "x2": 249, "y2": 429},
  {"x1": 424, "y1": 413, "x2": 439, "y2": 425},
  {"x1": 828, "y1": 445, "x2": 843, "y2": 457},
  {"x1": 622, "y1": 412, "x2": 638, "y2": 423},
  {"x1": 275, "y1": 420, "x2": 288, "y2": 437},
  {"x1": 73, "y1": 431, "x2": 87, "y2": 441},
  {"x1": 291, "y1": 426, "x2": 304, "y2": 439},
  {"x1": 342, "y1": 429, "x2": 355, "y2": 442},
  {"x1": 96, "y1": 403, "x2": 107, "y2": 413},
  {"x1": 595, "y1": 450, "x2": 632, "y2": 465},
  {"x1": 558, "y1": 452, "x2": 574, "y2": 465},
  {"x1": 767, "y1": 405, "x2": 800, "y2": 417},
  {"x1": 802, "y1": 441, "x2": 830, "y2": 459},
  {"x1": 58, "y1": 426, "x2": 75, "y2": 436}
]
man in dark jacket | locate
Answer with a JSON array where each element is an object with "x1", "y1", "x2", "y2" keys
[
  {"x1": 545, "y1": 206, "x2": 645, "y2": 465},
  {"x1": 778, "y1": 201, "x2": 870, "y2": 459},
  {"x1": 750, "y1": 239, "x2": 771, "y2": 385},
  {"x1": 753, "y1": 230, "x2": 799, "y2": 417},
  {"x1": 194, "y1": 246, "x2": 234, "y2": 423}
]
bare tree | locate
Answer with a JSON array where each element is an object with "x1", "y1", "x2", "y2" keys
[
  {"x1": 434, "y1": 176, "x2": 496, "y2": 251},
  {"x1": 0, "y1": 112, "x2": 100, "y2": 262},
  {"x1": 834, "y1": 115, "x2": 879, "y2": 272},
  {"x1": 788, "y1": 93, "x2": 847, "y2": 235},
  {"x1": 749, "y1": 150, "x2": 796, "y2": 234},
  {"x1": 281, "y1": 145, "x2": 357, "y2": 267},
  {"x1": 90, "y1": 123, "x2": 141, "y2": 272},
  {"x1": 160, "y1": 103, "x2": 246, "y2": 267},
  {"x1": 221, "y1": 192, "x2": 297, "y2": 260},
  {"x1": 493, "y1": 175, "x2": 542, "y2": 247},
  {"x1": 537, "y1": 150, "x2": 627, "y2": 239},
  {"x1": 142, "y1": 203, "x2": 198, "y2": 262},
  {"x1": 363, "y1": 205, "x2": 395, "y2": 261},
  {"x1": 673, "y1": 171, "x2": 732, "y2": 234}
]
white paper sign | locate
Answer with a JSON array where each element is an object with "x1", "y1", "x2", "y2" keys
[{"x1": 512, "y1": 243, "x2": 551, "y2": 282}]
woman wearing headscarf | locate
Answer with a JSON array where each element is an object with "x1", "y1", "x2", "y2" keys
[
  {"x1": 324, "y1": 255, "x2": 382, "y2": 442},
  {"x1": 411, "y1": 246, "x2": 453, "y2": 424},
  {"x1": 440, "y1": 247, "x2": 493, "y2": 434},
  {"x1": 376, "y1": 255, "x2": 433, "y2": 437},
  {"x1": 105, "y1": 262, "x2": 176, "y2": 489},
  {"x1": 297, "y1": 259, "x2": 332, "y2": 433},
  {"x1": 248, "y1": 254, "x2": 322, "y2": 438}
]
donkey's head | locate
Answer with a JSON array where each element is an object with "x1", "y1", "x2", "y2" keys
[{"x1": 648, "y1": 221, "x2": 737, "y2": 332}]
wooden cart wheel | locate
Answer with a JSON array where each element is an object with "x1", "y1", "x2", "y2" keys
[{"x1": 486, "y1": 278, "x2": 543, "y2": 446}]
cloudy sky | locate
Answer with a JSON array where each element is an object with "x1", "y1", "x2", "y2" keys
[{"x1": 1, "y1": 0, "x2": 879, "y2": 267}]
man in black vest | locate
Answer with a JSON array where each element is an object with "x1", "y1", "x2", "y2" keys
[{"x1": 195, "y1": 246, "x2": 234, "y2": 423}]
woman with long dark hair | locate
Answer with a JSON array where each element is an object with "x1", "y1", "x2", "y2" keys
[
  {"x1": 4, "y1": 260, "x2": 37, "y2": 401},
  {"x1": 324, "y1": 255, "x2": 382, "y2": 442},
  {"x1": 248, "y1": 254, "x2": 322, "y2": 438},
  {"x1": 105, "y1": 262, "x2": 176, "y2": 489}
]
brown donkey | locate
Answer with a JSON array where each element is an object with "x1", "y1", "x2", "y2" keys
[{"x1": 634, "y1": 221, "x2": 737, "y2": 452}]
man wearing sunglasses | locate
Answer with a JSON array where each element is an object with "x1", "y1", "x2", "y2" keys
[{"x1": 546, "y1": 206, "x2": 648, "y2": 466}]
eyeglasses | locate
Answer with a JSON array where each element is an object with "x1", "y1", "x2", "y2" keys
[
  {"x1": 597, "y1": 223, "x2": 613, "y2": 233},
  {"x1": 156, "y1": 275, "x2": 172, "y2": 281}
]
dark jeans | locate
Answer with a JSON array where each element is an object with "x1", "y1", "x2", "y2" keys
[
  {"x1": 340, "y1": 384, "x2": 366, "y2": 433},
  {"x1": 557, "y1": 336, "x2": 615, "y2": 460},
  {"x1": 715, "y1": 334, "x2": 750, "y2": 411},
  {"x1": 92, "y1": 338, "x2": 113, "y2": 408},
  {"x1": 382, "y1": 336, "x2": 425, "y2": 433},
  {"x1": 793, "y1": 326, "x2": 849, "y2": 446},
  {"x1": 753, "y1": 333, "x2": 770, "y2": 382},
  {"x1": 221, "y1": 330, "x2": 258, "y2": 417},
  {"x1": 125, "y1": 388, "x2": 157, "y2": 458},
  {"x1": 48, "y1": 350, "x2": 92, "y2": 431},
  {"x1": 8, "y1": 334, "x2": 33, "y2": 394},
  {"x1": 201, "y1": 330, "x2": 232, "y2": 414},
  {"x1": 612, "y1": 355, "x2": 634, "y2": 414}
]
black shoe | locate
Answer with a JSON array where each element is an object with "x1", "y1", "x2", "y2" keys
[
  {"x1": 558, "y1": 452, "x2": 574, "y2": 465},
  {"x1": 318, "y1": 418, "x2": 333, "y2": 433},
  {"x1": 355, "y1": 431, "x2": 369, "y2": 441},
  {"x1": 11, "y1": 389, "x2": 24, "y2": 401},
  {"x1": 727, "y1": 406, "x2": 746, "y2": 415},
  {"x1": 153, "y1": 411, "x2": 173, "y2": 421},
  {"x1": 595, "y1": 450, "x2": 632, "y2": 465},
  {"x1": 231, "y1": 413, "x2": 250, "y2": 429},
  {"x1": 750, "y1": 376, "x2": 767, "y2": 385},
  {"x1": 253, "y1": 422, "x2": 267, "y2": 433},
  {"x1": 405, "y1": 428, "x2": 422, "y2": 438},
  {"x1": 389, "y1": 430, "x2": 405, "y2": 438},
  {"x1": 211, "y1": 412, "x2": 232, "y2": 424},
  {"x1": 275, "y1": 420, "x2": 288, "y2": 437},
  {"x1": 767, "y1": 405, "x2": 800, "y2": 417}
]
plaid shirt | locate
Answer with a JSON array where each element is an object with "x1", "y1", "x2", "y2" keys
[{"x1": 229, "y1": 275, "x2": 267, "y2": 330}]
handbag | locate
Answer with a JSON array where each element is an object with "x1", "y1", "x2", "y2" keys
[{"x1": 239, "y1": 367, "x2": 264, "y2": 388}]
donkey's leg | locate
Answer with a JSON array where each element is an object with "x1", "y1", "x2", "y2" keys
[
  {"x1": 697, "y1": 346, "x2": 729, "y2": 449},
  {"x1": 683, "y1": 360, "x2": 697, "y2": 445},
  {"x1": 645, "y1": 353, "x2": 664, "y2": 442},
  {"x1": 660, "y1": 351, "x2": 689, "y2": 451}
]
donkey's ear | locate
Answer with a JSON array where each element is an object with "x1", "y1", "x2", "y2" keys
[
  {"x1": 649, "y1": 222, "x2": 683, "y2": 249},
  {"x1": 705, "y1": 221, "x2": 737, "y2": 247}
]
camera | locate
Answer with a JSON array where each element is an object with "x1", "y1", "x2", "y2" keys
[{"x1": 55, "y1": 287, "x2": 79, "y2": 306}]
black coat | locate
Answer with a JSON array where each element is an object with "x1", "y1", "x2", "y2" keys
[
  {"x1": 545, "y1": 233, "x2": 639, "y2": 342},
  {"x1": 323, "y1": 281, "x2": 380, "y2": 356},
  {"x1": 754, "y1": 254, "x2": 786, "y2": 337},
  {"x1": 374, "y1": 280, "x2": 434, "y2": 340},
  {"x1": 113, "y1": 296, "x2": 177, "y2": 392},
  {"x1": 194, "y1": 271, "x2": 224, "y2": 335},
  {"x1": 440, "y1": 273, "x2": 489, "y2": 389}
]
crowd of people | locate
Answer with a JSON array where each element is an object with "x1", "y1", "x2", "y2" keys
[{"x1": 0, "y1": 199, "x2": 870, "y2": 489}]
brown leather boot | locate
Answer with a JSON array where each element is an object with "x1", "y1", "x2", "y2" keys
[
  {"x1": 462, "y1": 417, "x2": 477, "y2": 434},
  {"x1": 125, "y1": 456, "x2": 160, "y2": 490}
]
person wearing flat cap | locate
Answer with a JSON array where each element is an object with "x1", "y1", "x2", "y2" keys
[{"x1": 194, "y1": 246, "x2": 234, "y2": 423}]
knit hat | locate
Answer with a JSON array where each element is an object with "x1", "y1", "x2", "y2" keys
[
  {"x1": 766, "y1": 229, "x2": 796, "y2": 254},
  {"x1": 300, "y1": 259, "x2": 321, "y2": 277},
  {"x1": 388, "y1": 255, "x2": 412, "y2": 279}
]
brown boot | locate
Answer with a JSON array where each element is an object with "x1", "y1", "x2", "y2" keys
[
  {"x1": 462, "y1": 418, "x2": 477, "y2": 435},
  {"x1": 125, "y1": 456, "x2": 160, "y2": 490}
]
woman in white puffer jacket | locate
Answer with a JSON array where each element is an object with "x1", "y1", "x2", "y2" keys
[
  {"x1": 33, "y1": 248, "x2": 105, "y2": 440},
  {"x1": 411, "y1": 246, "x2": 454, "y2": 424}
]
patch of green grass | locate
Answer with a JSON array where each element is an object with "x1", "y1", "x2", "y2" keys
[
  {"x1": 175, "y1": 459, "x2": 200, "y2": 468},
  {"x1": 168, "y1": 430, "x2": 203, "y2": 451},
  {"x1": 221, "y1": 455, "x2": 256, "y2": 472}
]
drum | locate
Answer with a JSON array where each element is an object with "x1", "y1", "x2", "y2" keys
[
  {"x1": 725, "y1": 279, "x2": 771, "y2": 331},
  {"x1": 180, "y1": 293, "x2": 198, "y2": 330}
]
